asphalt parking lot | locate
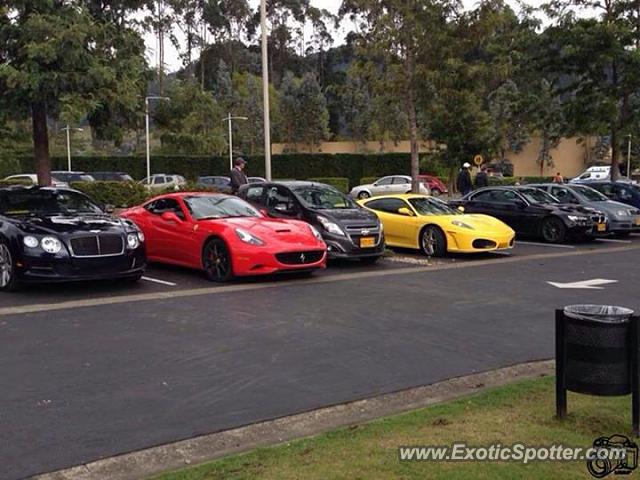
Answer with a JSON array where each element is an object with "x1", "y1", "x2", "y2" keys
[{"x1": 2, "y1": 234, "x2": 640, "y2": 479}]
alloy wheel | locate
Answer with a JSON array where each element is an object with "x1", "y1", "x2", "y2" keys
[
  {"x1": 421, "y1": 229, "x2": 436, "y2": 256},
  {"x1": 204, "y1": 241, "x2": 232, "y2": 282},
  {"x1": 0, "y1": 244, "x2": 13, "y2": 288}
]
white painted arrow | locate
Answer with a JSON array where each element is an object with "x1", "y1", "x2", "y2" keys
[{"x1": 547, "y1": 278, "x2": 618, "y2": 290}]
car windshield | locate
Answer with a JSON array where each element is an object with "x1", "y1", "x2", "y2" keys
[
  {"x1": 184, "y1": 195, "x2": 260, "y2": 219},
  {"x1": 408, "y1": 197, "x2": 460, "y2": 215},
  {"x1": 292, "y1": 185, "x2": 357, "y2": 209},
  {"x1": 519, "y1": 188, "x2": 559, "y2": 204},
  {"x1": 573, "y1": 186, "x2": 609, "y2": 201},
  {"x1": 0, "y1": 189, "x2": 102, "y2": 216}
]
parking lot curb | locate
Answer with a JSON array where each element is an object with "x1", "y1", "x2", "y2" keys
[{"x1": 34, "y1": 359, "x2": 554, "y2": 480}]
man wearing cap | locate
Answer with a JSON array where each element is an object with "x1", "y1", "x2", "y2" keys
[
  {"x1": 230, "y1": 157, "x2": 248, "y2": 195},
  {"x1": 456, "y1": 162, "x2": 473, "y2": 196}
]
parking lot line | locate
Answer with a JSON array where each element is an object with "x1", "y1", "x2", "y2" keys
[
  {"x1": 516, "y1": 241, "x2": 575, "y2": 249},
  {"x1": 596, "y1": 238, "x2": 632, "y2": 244},
  {"x1": 141, "y1": 276, "x2": 177, "y2": 286}
]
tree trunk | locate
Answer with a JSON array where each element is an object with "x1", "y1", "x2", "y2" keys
[
  {"x1": 32, "y1": 101, "x2": 52, "y2": 186},
  {"x1": 405, "y1": 55, "x2": 419, "y2": 193},
  {"x1": 611, "y1": 126, "x2": 620, "y2": 181}
]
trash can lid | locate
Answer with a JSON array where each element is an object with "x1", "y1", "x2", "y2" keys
[{"x1": 564, "y1": 304, "x2": 635, "y2": 323}]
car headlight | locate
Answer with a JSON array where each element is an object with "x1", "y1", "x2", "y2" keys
[
  {"x1": 616, "y1": 210, "x2": 630, "y2": 217},
  {"x1": 452, "y1": 220, "x2": 474, "y2": 230},
  {"x1": 309, "y1": 224, "x2": 323, "y2": 241},
  {"x1": 235, "y1": 228, "x2": 265, "y2": 246},
  {"x1": 23, "y1": 236, "x2": 39, "y2": 248},
  {"x1": 567, "y1": 215, "x2": 588, "y2": 222},
  {"x1": 137, "y1": 231, "x2": 145, "y2": 242},
  {"x1": 317, "y1": 216, "x2": 345, "y2": 236},
  {"x1": 127, "y1": 233, "x2": 140, "y2": 250},
  {"x1": 41, "y1": 236, "x2": 62, "y2": 254}
]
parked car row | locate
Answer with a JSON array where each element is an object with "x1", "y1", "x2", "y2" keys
[{"x1": 1, "y1": 176, "x2": 637, "y2": 291}]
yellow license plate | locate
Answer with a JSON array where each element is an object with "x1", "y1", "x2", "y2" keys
[
  {"x1": 635, "y1": 218, "x2": 640, "y2": 226},
  {"x1": 597, "y1": 223, "x2": 606, "y2": 232},
  {"x1": 360, "y1": 236, "x2": 375, "y2": 248}
]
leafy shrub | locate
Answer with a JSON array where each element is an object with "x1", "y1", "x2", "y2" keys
[
  {"x1": 70, "y1": 181, "x2": 149, "y2": 208},
  {"x1": 308, "y1": 177, "x2": 350, "y2": 192},
  {"x1": 359, "y1": 177, "x2": 379, "y2": 185},
  {"x1": 0, "y1": 179, "x2": 33, "y2": 186}
]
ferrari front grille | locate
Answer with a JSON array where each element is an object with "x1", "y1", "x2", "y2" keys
[{"x1": 276, "y1": 251, "x2": 324, "y2": 265}]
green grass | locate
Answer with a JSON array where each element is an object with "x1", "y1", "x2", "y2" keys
[{"x1": 153, "y1": 376, "x2": 637, "y2": 480}]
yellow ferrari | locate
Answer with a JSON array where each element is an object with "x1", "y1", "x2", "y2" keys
[{"x1": 358, "y1": 194, "x2": 515, "y2": 257}]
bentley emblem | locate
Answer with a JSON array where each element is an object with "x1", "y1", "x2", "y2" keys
[
  {"x1": 299, "y1": 253, "x2": 306, "y2": 263},
  {"x1": 361, "y1": 229, "x2": 370, "y2": 235}
]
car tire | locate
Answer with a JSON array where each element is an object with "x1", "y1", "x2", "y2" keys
[
  {"x1": 360, "y1": 256, "x2": 381, "y2": 265},
  {"x1": 420, "y1": 226, "x2": 447, "y2": 257},
  {"x1": 202, "y1": 238, "x2": 234, "y2": 282},
  {"x1": 431, "y1": 188, "x2": 441, "y2": 197},
  {"x1": 541, "y1": 217, "x2": 566, "y2": 243},
  {"x1": 357, "y1": 191, "x2": 370, "y2": 200},
  {"x1": 0, "y1": 241, "x2": 18, "y2": 292}
]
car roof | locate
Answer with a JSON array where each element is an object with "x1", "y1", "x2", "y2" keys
[
  {"x1": 146, "y1": 191, "x2": 230, "y2": 201},
  {"x1": 90, "y1": 171, "x2": 128, "y2": 174},
  {"x1": 362, "y1": 193, "x2": 429, "y2": 201}
]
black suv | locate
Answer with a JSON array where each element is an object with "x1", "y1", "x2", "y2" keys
[{"x1": 238, "y1": 181, "x2": 385, "y2": 262}]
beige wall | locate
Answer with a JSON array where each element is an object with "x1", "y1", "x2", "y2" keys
[{"x1": 272, "y1": 137, "x2": 593, "y2": 178}]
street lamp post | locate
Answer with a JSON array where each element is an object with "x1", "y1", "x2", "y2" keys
[
  {"x1": 627, "y1": 134, "x2": 632, "y2": 179},
  {"x1": 145, "y1": 96, "x2": 170, "y2": 180},
  {"x1": 261, "y1": 0, "x2": 272, "y2": 180},
  {"x1": 222, "y1": 113, "x2": 248, "y2": 171},
  {"x1": 60, "y1": 125, "x2": 83, "y2": 172}
]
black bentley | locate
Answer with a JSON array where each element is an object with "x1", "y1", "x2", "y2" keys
[
  {"x1": 450, "y1": 186, "x2": 606, "y2": 243},
  {"x1": 0, "y1": 186, "x2": 146, "y2": 291}
]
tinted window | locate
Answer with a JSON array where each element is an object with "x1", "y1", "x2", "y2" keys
[
  {"x1": 375, "y1": 177, "x2": 393, "y2": 186},
  {"x1": 245, "y1": 186, "x2": 265, "y2": 203},
  {"x1": 153, "y1": 176, "x2": 165, "y2": 185},
  {"x1": 550, "y1": 187, "x2": 577, "y2": 203},
  {"x1": 408, "y1": 197, "x2": 459, "y2": 215},
  {"x1": 365, "y1": 198, "x2": 409, "y2": 214},
  {"x1": 292, "y1": 185, "x2": 357, "y2": 209},
  {"x1": 519, "y1": 188, "x2": 557, "y2": 204},
  {"x1": 213, "y1": 178, "x2": 230, "y2": 187},
  {"x1": 145, "y1": 198, "x2": 184, "y2": 219},
  {"x1": 392, "y1": 177, "x2": 410, "y2": 184},
  {"x1": 0, "y1": 190, "x2": 102, "y2": 215},
  {"x1": 615, "y1": 185, "x2": 634, "y2": 200},
  {"x1": 572, "y1": 186, "x2": 608, "y2": 201}
]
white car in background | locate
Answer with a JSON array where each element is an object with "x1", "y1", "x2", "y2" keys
[
  {"x1": 139, "y1": 174, "x2": 187, "y2": 191},
  {"x1": 3, "y1": 174, "x2": 68, "y2": 187},
  {"x1": 569, "y1": 165, "x2": 635, "y2": 184},
  {"x1": 349, "y1": 175, "x2": 430, "y2": 199}
]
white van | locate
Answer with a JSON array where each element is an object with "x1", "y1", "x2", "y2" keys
[{"x1": 570, "y1": 166, "x2": 618, "y2": 183}]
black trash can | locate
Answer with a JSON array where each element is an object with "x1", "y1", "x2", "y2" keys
[{"x1": 556, "y1": 305, "x2": 639, "y2": 435}]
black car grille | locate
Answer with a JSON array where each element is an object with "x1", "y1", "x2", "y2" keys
[
  {"x1": 276, "y1": 251, "x2": 324, "y2": 265},
  {"x1": 69, "y1": 234, "x2": 124, "y2": 257},
  {"x1": 591, "y1": 214, "x2": 606, "y2": 224},
  {"x1": 344, "y1": 224, "x2": 381, "y2": 245}
]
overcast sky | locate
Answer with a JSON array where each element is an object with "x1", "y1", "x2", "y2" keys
[{"x1": 146, "y1": 0, "x2": 548, "y2": 72}]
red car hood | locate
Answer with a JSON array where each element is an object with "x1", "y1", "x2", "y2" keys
[{"x1": 218, "y1": 217, "x2": 323, "y2": 249}]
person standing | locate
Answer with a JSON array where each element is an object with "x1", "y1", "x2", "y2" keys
[
  {"x1": 456, "y1": 162, "x2": 473, "y2": 196},
  {"x1": 229, "y1": 157, "x2": 248, "y2": 194},
  {"x1": 475, "y1": 165, "x2": 489, "y2": 189},
  {"x1": 553, "y1": 172, "x2": 564, "y2": 184}
]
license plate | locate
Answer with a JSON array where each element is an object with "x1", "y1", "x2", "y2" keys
[
  {"x1": 360, "y1": 236, "x2": 375, "y2": 248},
  {"x1": 597, "y1": 223, "x2": 606, "y2": 232},
  {"x1": 635, "y1": 218, "x2": 640, "y2": 226}
]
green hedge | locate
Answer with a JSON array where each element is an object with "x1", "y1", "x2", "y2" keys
[
  {"x1": 69, "y1": 181, "x2": 221, "y2": 208},
  {"x1": 0, "y1": 179, "x2": 32, "y2": 186},
  {"x1": 308, "y1": 177, "x2": 350, "y2": 193},
  {"x1": 360, "y1": 177, "x2": 379, "y2": 186},
  {"x1": 14, "y1": 153, "x2": 413, "y2": 189}
]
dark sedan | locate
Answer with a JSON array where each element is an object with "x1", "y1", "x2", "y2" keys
[
  {"x1": 0, "y1": 186, "x2": 146, "y2": 291},
  {"x1": 450, "y1": 186, "x2": 604, "y2": 243},
  {"x1": 588, "y1": 181, "x2": 640, "y2": 210},
  {"x1": 238, "y1": 181, "x2": 385, "y2": 262}
]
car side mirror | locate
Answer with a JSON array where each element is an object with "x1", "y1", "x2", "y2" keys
[
  {"x1": 397, "y1": 207, "x2": 414, "y2": 216},
  {"x1": 161, "y1": 211, "x2": 182, "y2": 223},
  {"x1": 104, "y1": 204, "x2": 115, "y2": 214}
]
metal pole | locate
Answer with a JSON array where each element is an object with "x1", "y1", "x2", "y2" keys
[
  {"x1": 65, "y1": 125, "x2": 71, "y2": 172},
  {"x1": 228, "y1": 113, "x2": 233, "y2": 171},
  {"x1": 627, "y1": 135, "x2": 632, "y2": 179},
  {"x1": 145, "y1": 98, "x2": 151, "y2": 180},
  {"x1": 261, "y1": 0, "x2": 272, "y2": 181}
]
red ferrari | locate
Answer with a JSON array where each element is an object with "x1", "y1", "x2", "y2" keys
[{"x1": 120, "y1": 192, "x2": 327, "y2": 282}]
